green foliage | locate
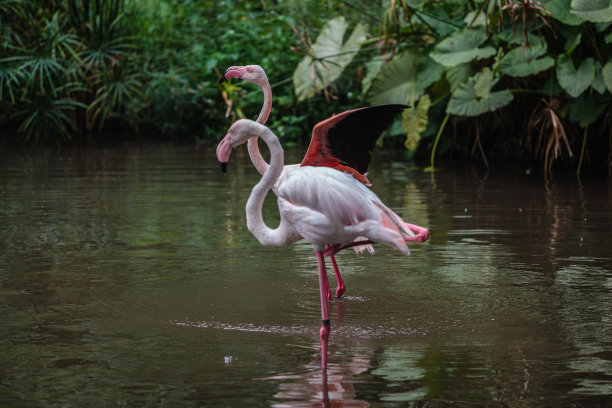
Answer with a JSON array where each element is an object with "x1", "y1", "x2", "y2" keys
[
  {"x1": 603, "y1": 60, "x2": 612, "y2": 92},
  {"x1": 293, "y1": 16, "x2": 368, "y2": 101},
  {"x1": 570, "y1": 0, "x2": 612, "y2": 22},
  {"x1": 0, "y1": 0, "x2": 142, "y2": 142},
  {"x1": 368, "y1": 51, "x2": 423, "y2": 106},
  {"x1": 430, "y1": 29, "x2": 496, "y2": 67},
  {"x1": 546, "y1": 0, "x2": 583, "y2": 25},
  {"x1": 556, "y1": 55, "x2": 595, "y2": 98},
  {"x1": 1, "y1": 0, "x2": 611, "y2": 175},
  {"x1": 292, "y1": 0, "x2": 612, "y2": 175},
  {"x1": 402, "y1": 94, "x2": 430, "y2": 151},
  {"x1": 499, "y1": 44, "x2": 555, "y2": 77},
  {"x1": 447, "y1": 70, "x2": 514, "y2": 116}
]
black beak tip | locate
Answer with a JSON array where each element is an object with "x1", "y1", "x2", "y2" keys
[
  {"x1": 219, "y1": 161, "x2": 227, "y2": 174},
  {"x1": 218, "y1": 75, "x2": 227, "y2": 84}
]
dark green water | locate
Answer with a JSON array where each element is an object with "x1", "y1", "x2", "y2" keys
[{"x1": 1, "y1": 144, "x2": 611, "y2": 407}]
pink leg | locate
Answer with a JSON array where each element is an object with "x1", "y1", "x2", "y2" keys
[
  {"x1": 329, "y1": 255, "x2": 345, "y2": 298},
  {"x1": 323, "y1": 265, "x2": 331, "y2": 302},
  {"x1": 315, "y1": 251, "x2": 330, "y2": 369},
  {"x1": 404, "y1": 223, "x2": 429, "y2": 243}
]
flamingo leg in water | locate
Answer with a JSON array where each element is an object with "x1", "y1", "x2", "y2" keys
[
  {"x1": 322, "y1": 261, "x2": 331, "y2": 302},
  {"x1": 316, "y1": 251, "x2": 330, "y2": 369}
]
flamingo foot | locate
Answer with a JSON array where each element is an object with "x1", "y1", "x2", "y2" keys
[
  {"x1": 335, "y1": 282, "x2": 346, "y2": 298},
  {"x1": 404, "y1": 223, "x2": 430, "y2": 243},
  {"x1": 328, "y1": 252, "x2": 346, "y2": 299}
]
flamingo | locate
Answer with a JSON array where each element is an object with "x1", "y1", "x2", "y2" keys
[
  {"x1": 216, "y1": 119, "x2": 429, "y2": 368},
  {"x1": 219, "y1": 65, "x2": 404, "y2": 299}
]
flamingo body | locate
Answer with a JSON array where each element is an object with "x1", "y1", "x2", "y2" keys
[{"x1": 277, "y1": 166, "x2": 412, "y2": 254}]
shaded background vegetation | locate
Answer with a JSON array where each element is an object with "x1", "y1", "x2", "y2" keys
[{"x1": 0, "y1": 0, "x2": 611, "y2": 175}]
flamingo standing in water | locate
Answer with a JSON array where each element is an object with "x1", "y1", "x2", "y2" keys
[
  {"x1": 216, "y1": 119, "x2": 429, "y2": 367},
  {"x1": 219, "y1": 65, "x2": 405, "y2": 298}
]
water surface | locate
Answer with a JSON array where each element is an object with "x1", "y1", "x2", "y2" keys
[{"x1": 1, "y1": 144, "x2": 611, "y2": 406}]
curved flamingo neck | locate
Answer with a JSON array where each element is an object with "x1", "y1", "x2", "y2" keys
[
  {"x1": 256, "y1": 80, "x2": 272, "y2": 124},
  {"x1": 245, "y1": 123, "x2": 295, "y2": 247},
  {"x1": 247, "y1": 79, "x2": 272, "y2": 176}
]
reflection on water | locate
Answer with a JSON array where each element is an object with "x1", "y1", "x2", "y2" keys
[
  {"x1": 264, "y1": 349, "x2": 372, "y2": 408},
  {"x1": 1, "y1": 145, "x2": 611, "y2": 406}
]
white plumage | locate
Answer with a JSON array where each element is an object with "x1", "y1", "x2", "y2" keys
[{"x1": 276, "y1": 166, "x2": 413, "y2": 255}]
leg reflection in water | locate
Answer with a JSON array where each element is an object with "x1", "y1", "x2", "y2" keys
[
  {"x1": 265, "y1": 350, "x2": 372, "y2": 408},
  {"x1": 263, "y1": 301, "x2": 372, "y2": 407}
]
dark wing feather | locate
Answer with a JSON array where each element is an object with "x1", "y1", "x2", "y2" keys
[
  {"x1": 301, "y1": 104, "x2": 407, "y2": 182},
  {"x1": 325, "y1": 104, "x2": 407, "y2": 174}
]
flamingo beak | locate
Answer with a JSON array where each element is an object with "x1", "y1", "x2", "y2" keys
[
  {"x1": 219, "y1": 66, "x2": 246, "y2": 84},
  {"x1": 216, "y1": 132, "x2": 233, "y2": 174},
  {"x1": 219, "y1": 161, "x2": 227, "y2": 174}
]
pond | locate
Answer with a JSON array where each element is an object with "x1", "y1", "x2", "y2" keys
[{"x1": 1, "y1": 144, "x2": 611, "y2": 407}]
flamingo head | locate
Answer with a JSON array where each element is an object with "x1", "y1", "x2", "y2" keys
[
  {"x1": 216, "y1": 119, "x2": 260, "y2": 174},
  {"x1": 218, "y1": 65, "x2": 268, "y2": 87}
]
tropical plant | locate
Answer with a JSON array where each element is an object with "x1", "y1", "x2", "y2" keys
[
  {"x1": 293, "y1": 0, "x2": 612, "y2": 176},
  {"x1": 0, "y1": 0, "x2": 142, "y2": 142},
  {"x1": 1, "y1": 0, "x2": 610, "y2": 177}
]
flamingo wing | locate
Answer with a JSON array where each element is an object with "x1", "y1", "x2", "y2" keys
[
  {"x1": 277, "y1": 166, "x2": 412, "y2": 254},
  {"x1": 300, "y1": 104, "x2": 407, "y2": 185}
]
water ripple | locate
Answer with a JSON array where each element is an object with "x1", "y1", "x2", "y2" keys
[{"x1": 171, "y1": 318, "x2": 435, "y2": 339}]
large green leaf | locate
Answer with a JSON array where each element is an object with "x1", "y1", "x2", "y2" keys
[
  {"x1": 556, "y1": 55, "x2": 595, "y2": 97},
  {"x1": 500, "y1": 45, "x2": 555, "y2": 77},
  {"x1": 570, "y1": 0, "x2": 612, "y2": 22},
  {"x1": 546, "y1": 0, "x2": 584, "y2": 25},
  {"x1": 565, "y1": 33, "x2": 582, "y2": 54},
  {"x1": 447, "y1": 70, "x2": 514, "y2": 116},
  {"x1": 603, "y1": 60, "x2": 612, "y2": 92},
  {"x1": 361, "y1": 55, "x2": 385, "y2": 96},
  {"x1": 417, "y1": 57, "x2": 445, "y2": 90},
  {"x1": 368, "y1": 52, "x2": 443, "y2": 106},
  {"x1": 402, "y1": 94, "x2": 431, "y2": 152},
  {"x1": 445, "y1": 63, "x2": 476, "y2": 92},
  {"x1": 569, "y1": 93, "x2": 611, "y2": 127},
  {"x1": 464, "y1": 10, "x2": 487, "y2": 27},
  {"x1": 474, "y1": 68, "x2": 495, "y2": 99},
  {"x1": 293, "y1": 17, "x2": 368, "y2": 101},
  {"x1": 430, "y1": 29, "x2": 496, "y2": 67},
  {"x1": 368, "y1": 51, "x2": 422, "y2": 105},
  {"x1": 495, "y1": 29, "x2": 541, "y2": 46},
  {"x1": 591, "y1": 61, "x2": 607, "y2": 94}
]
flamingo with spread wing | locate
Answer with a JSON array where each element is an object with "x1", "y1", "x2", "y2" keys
[
  {"x1": 216, "y1": 119, "x2": 429, "y2": 367},
  {"x1": 219, "y1": 65, "x2": 409, "y2": 298}
]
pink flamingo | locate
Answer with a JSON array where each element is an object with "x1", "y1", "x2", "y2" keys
[
  {"x1": 219, "y1": 65, "x2": 403, "y2": 299},
  {"x1": 216, "y1": 119, "x2": 429, "y2": 368}
]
